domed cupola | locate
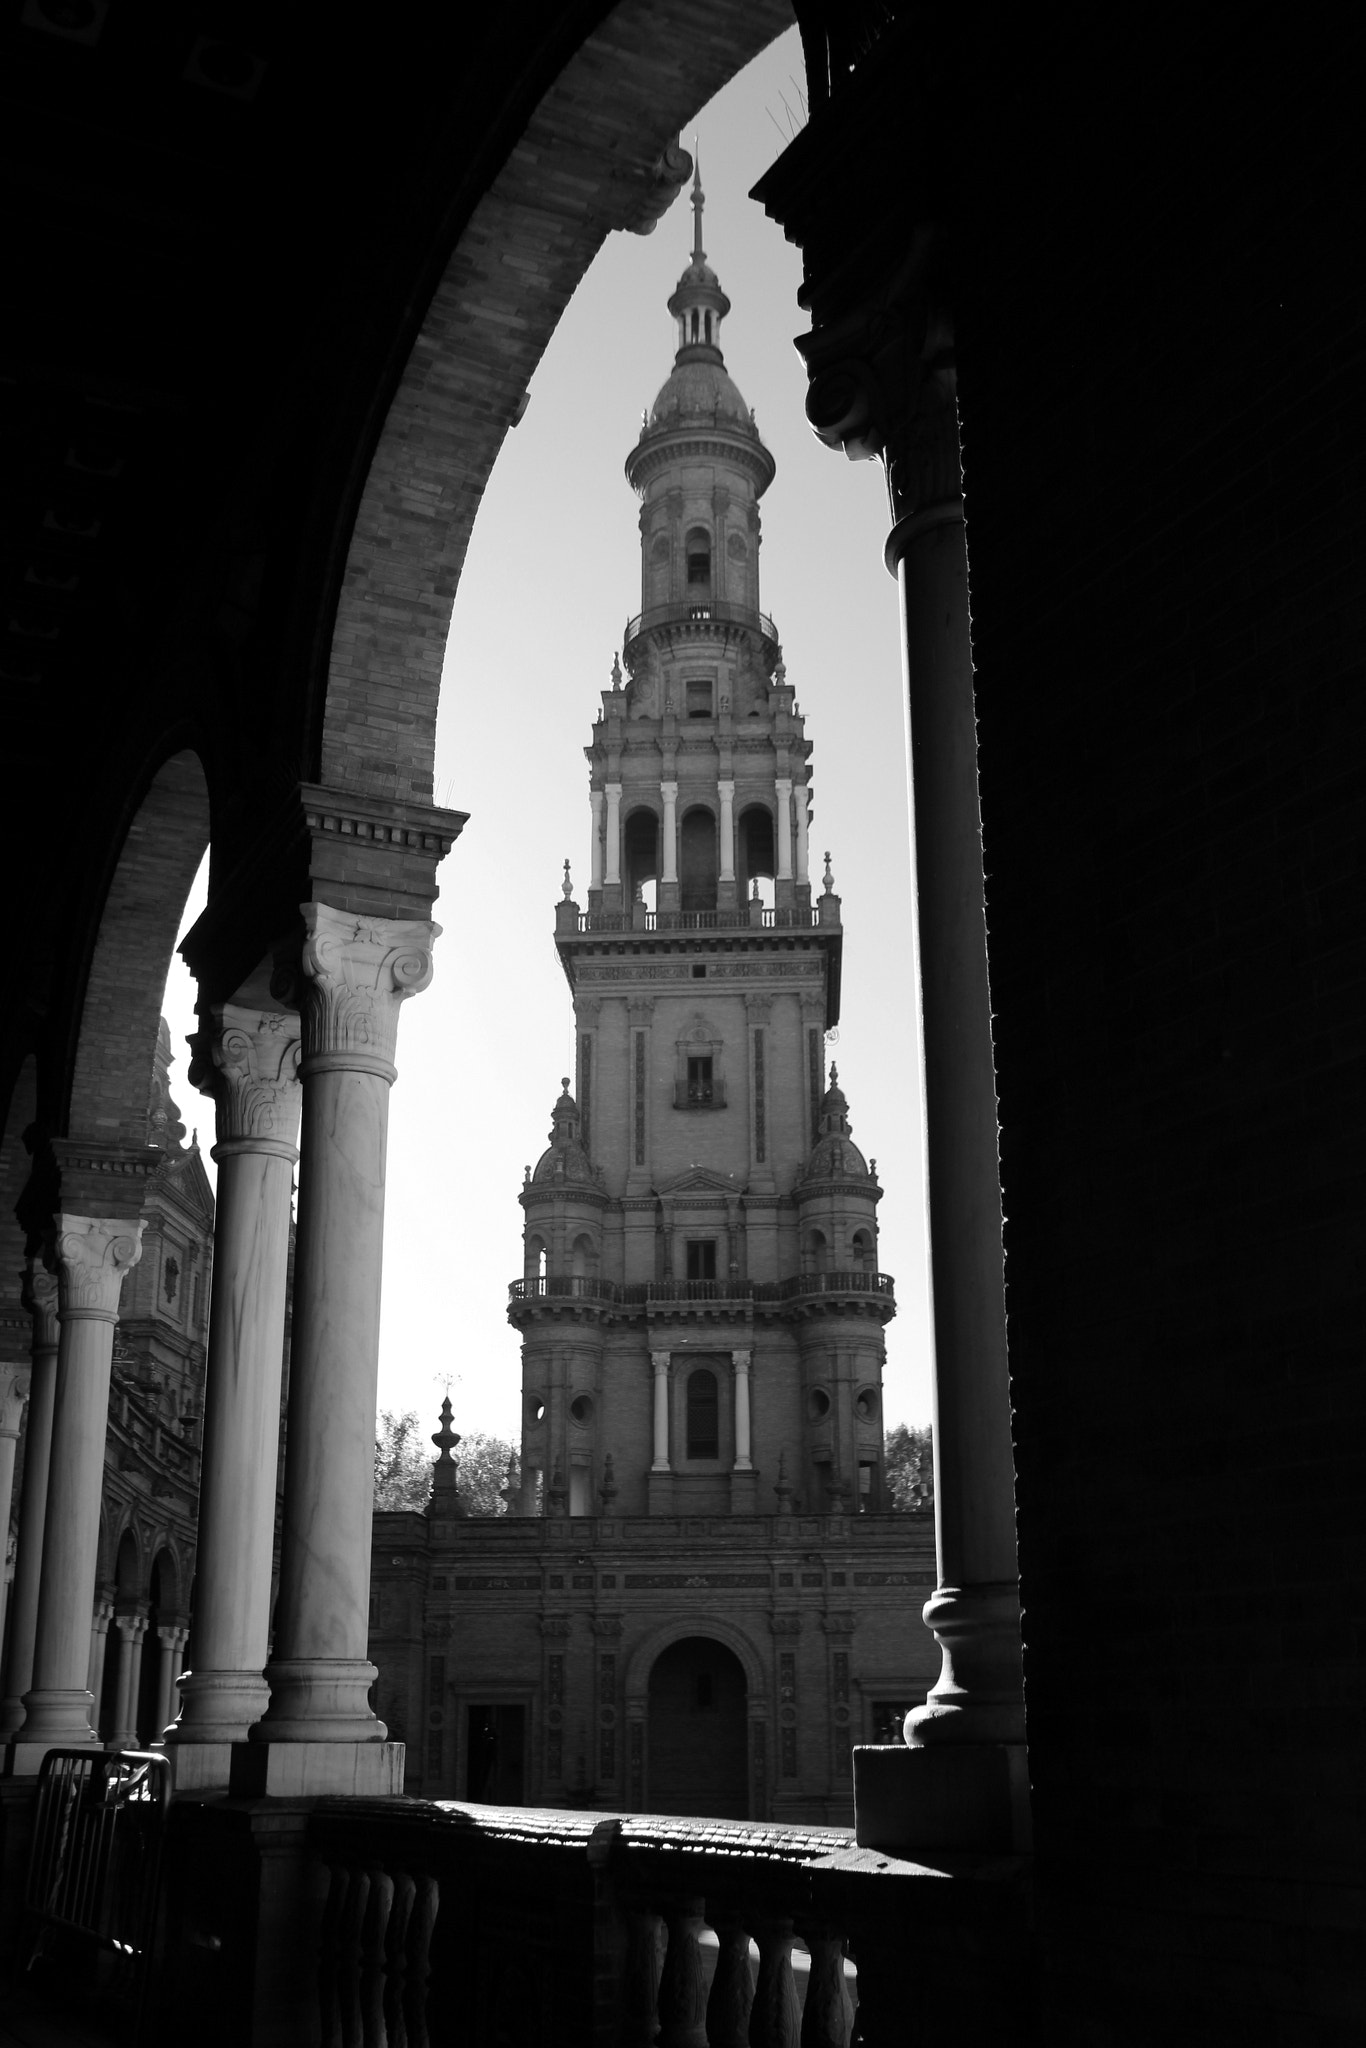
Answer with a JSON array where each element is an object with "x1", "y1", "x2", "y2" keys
[
  {"x1": 797, "y1": 1066, "x2": 874, "y2": 1189},
  {"x1": 531, "y1": 1079, "x2": 599, "y2": 1187},
  {"x1": 628, "y1": 161, "x2": 775, "y2": 491}
]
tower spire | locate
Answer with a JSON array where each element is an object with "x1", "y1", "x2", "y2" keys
[{"x1": 691, "y1": 147, "x2": 705, "y2": 262}]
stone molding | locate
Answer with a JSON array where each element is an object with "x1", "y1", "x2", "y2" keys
[
  {"x1": 769, "y1": 1613, "x2": 802, "y2": 1635},
  {"x1": 539, "y1": 1616, "x2": 572, "y2": 1638},
  {"x1": 298, "y1": 903, "x2": 439, "y2": 1074},
  {"x1": 52, "y1": 1214, "x2": 146, "y2": 1319},
  {"x1": 592, "y1": 1614, "x2": 624, "y2": 1637},
  {"x1": 820, "y1": 1611, "x2": 857, "y2": 1636},
  {"x1": 25, "y1": 1263, "x2": 59, "y2": 1349},
  {"x1": 190, "y1": 1002, "x2": 302, "y2": 1149}
]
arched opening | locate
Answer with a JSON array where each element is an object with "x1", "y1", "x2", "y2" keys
[
  {"x1": 102, "y1": 1528, "x2": 141, "y2": 1741},
  {"x1": 737, "y1": 803, "x2": 775, "y2": 907},
  {"x1": 685, "y1": 1367, "x2": 719, "y2": 1458},
  {"x1": 524, "y1": 1238, "x2": 547, "y2": 1286},
  {"x1": 646, "y1": 1635, "x2": 748, "y2": 1818},
  {"x1": 803, "y1": 1228, "x2": 828, "y2": 1276},
  {"x1": 851, "y1": 1228, "x2": 874, "y2": 1273},
  {"x1": 136, "y1": 1547, "x2": 177, "y2": 1744},
  {"x1": 570, "y1": 1233, "x2": 597, "y2": 1285},
  {"x1": 685, "y1": 525, "x2": 712, "y2": 603},
  {"x1": 66, "y1": 750, "x2": 210, "y2": 1149},
  {"x1": 623, "y1": 806, "x2": 660, "y2": 912},
  {"x1": 679, "y1": 807, "x2": 718, "y2": 914}
]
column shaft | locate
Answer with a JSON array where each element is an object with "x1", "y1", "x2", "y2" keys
[
  {"x1": 604, "y1": 784, "x2": 622, "y2": 887},
  {"x1": 794, "y1": 784, "x2": 810, "y2": 885},
  {"x1": 891, "y1": 430, "x2": 1024, "y2": 1748},
  {"x1": 257, "y1": 906, "x2": 436, "y2": 1746},
  {"x1": 590, "y1": 788, "x2": 605, "y2": 890},
  {"x1": 86, "y1": 1599, "x2": 112, "y2": 1728},
  {"x1": 0, "y1": 1275, "x2": 57, "y2": 1733},
  {"x1": 0, "y1": 1367, "x2": 26, "y2": 1680},
  {"x1": 17, "y1": 1219, "x2": 143, "y2": 1755},
  {"x1": 660, "y1": 782, "x2": 678, "y2": 884},
  {"x1": 718, "y1": 780, "x2": 736, "y2": 881},
  {"x1": 775, "y1": 780, "x2": 794, "y2": 880},
  {"x1": 171, "y1": 1004, "x2": 300, "y2": 1748},
  {"x1": 732, "y1": 1351, "x2": 752, "y2": 1471},
  {"x1": 651, "y1": 1352, "x2": 670, "y2": 1472}
]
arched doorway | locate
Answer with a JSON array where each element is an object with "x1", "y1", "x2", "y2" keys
[{"x1": 647, "y1": 1635, "x2": 747, "y2": 1818}]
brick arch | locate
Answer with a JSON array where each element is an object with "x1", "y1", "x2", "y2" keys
[
  {"x1": 66, "y1": 748, "x2": 210, "y2": 1148},
  {"x1": 623, "y1": 1611, "x2": 767, "y2": 1705},
  {"x1": 320, "y1": 0, "x2": 790, "y2": 807}
]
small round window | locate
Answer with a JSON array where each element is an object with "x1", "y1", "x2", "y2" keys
[
  {"x1": 808, "y1": 1388, "x2": 831, "y2": 1421},
  {"x1": 855, "y1": 1388, "x2": 879, "y2": 1421},
  {"x1": 570, "y1": 1394, "x2": 594, "y2": 1425},
  {"x1": 525, "y1": 1395, "x2": 546, "y2": 1425}
]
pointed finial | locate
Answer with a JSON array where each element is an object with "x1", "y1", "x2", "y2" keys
[
  {"x1": 432, "y1": 1395, "x2": 461, "y2": 1465},
  {"x1": 751, "y1": 877, "x2": 761, "y2": 901},
  {"x1": 562, "y1": 1076, "x2": 570, "y2": 1093},
  {"x1": 691, "y1": 145, "x2": 704, "y2": 261},
  {"x1": 822, "y1": 851, "x2": 835, "y2": 894},
  {"x1": 611, "y1": 651, "x2": 623, "y2": 690},
  {"x1": 562, "y1": 858, "x2": 573, "y2": 900}
]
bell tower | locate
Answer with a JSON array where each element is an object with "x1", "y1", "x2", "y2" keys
[{"x1": 511, "y1": 170, "x2": 895, "y2": 1523}]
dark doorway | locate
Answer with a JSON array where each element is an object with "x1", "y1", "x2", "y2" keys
[
  {"x1": 466, "y1": 1704, "x2": 526, "y2": 1803},
  {"x1": 647, "y1": 1636, "x2": 748, "y2": 1818}
]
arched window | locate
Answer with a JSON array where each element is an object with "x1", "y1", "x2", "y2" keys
[
  {"x1": 804, "y1": 1228, "x2": 828, "y2": 1276},
  {"x1": 624, "y1": 806, "x2": 659, "y2": 905},
  {"x1": 686, "y1": 1368, "x2": 719, "y2": 1459},
  {"x1": 571, "y1": 1234, "x2": 596, "y2": 1286},
  {"x1": 524, "y1": 1237, "x2": 547, "y2": 1285},
  {"x1": 851, "y1": 1229, "x2": 874, "y2": 1273},
  {"x1": 685, "y1": 526, "x2": 711, "y2": 593},
  {"x1": 737, "y1": 804, "x2": 775, "y2": 906}
]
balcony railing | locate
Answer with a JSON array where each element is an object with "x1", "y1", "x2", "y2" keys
[
  {"x1": 304, "y1": 1799, "x2": 1028, "y2": 2048},
  {"x1": 509, "y1": 1272, "x2": 895, "y2": 1313},
  {"x1": 624, "y1": 600, "x2": 780, "y2": 646},
  {"x1": 573, "y1": 907, "x2": 821, "y2": 934}
]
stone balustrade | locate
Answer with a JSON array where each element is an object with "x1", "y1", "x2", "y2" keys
[{"x1": 305, "y1": 1799, "x2": 1029, "y2": 2047}]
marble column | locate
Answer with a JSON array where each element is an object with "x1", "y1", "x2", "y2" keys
[
  {"x1": 0, "y1": 1269, "x2": 57, "y2": 1734},
  {"x1": 774, "y1": 779, "x2": 794, "y2": 880},
  {"x1": 168, "y1": 1004, "x2": 300, "y2": 1757},
  {"x1": 110, "y1": 1609, "x2": 149, "y2": 1749},
  {"x1": 660, "y1": 781, "x2": 678, "y2": 884},
  {"x1": 604, "y1": 783, "x2": 622, "y2": 888},
  {"x1": 886, "y1": 359, "x2": 1024, "y2": 1755},
  {"x1": 650, "y1": 1351, "x2": 671, "y2": 1471},
  {"x1": 731, "y1": 1350, "x2": 752, "y2": 1470},
  {"x1": 718, "y1": 780, "x2": 736, "y2": 882},
  {"x1": 794, "y1": 784, "x2": 810, "y2": 886},
  {"x1": 11, "y1": 1217, "x2": 143, "y2": 1765},
  {"x1": 590, "y1": 788, "x2": 605, "y2": 890},
  {"x1": 0, "y1": 1364, "x2": 27, "y2": 1677},
  {"x1": 254, "y1": 903, "x2": 437, "y2": 1768},
  {"x1": 154, "y1": 1624, "x2": 189, "y2": 1740}
]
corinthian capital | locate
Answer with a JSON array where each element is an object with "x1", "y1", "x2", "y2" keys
[
  {"x1": 0, "y1": 1362, "x2": 28, "y2": 1436},
  {"x1": 51, "y1": 1215, "x2": 145, "y2": 1320},
  {"x1": 190, "y1": 1004, "x2": 302, "y2": 1150},
  {"x1": 298, "y1": 903, "x2": 440, "y2": 1074}
]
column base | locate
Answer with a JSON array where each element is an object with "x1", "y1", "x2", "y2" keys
[
  {"x1": 229, "y1": 1740, "x2": 405, "y2": 1799},
  {"x1": 253, "y1": 1657, "x2": 386, "y2": 1743},
  {"x1": 170, "y1": 1667, "x2": 271, "y2": 1745},
  {"x1": 852, "y1": 1742, "x2": 1030, "y2": 1854},
  {"x1": 6, "y1": 1729, "x2": 100, "y2": 1777}
]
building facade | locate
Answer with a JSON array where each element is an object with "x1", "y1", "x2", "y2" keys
[{"x1": 369, "y1": 181, "x2": 936, "y2": 1823}]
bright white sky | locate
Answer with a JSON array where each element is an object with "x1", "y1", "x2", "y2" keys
[{"x1": 163, "y1": 27, "x2": 933, "y2": 1447}]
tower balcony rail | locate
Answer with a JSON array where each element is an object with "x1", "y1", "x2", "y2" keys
[
  {"x1": 303, "y1": 1798, "x2": 1028, "y2": 2048},
  {"x1": 624, "y1": 599, "x2": 780, "y2": 646},
  {"x1": 509, "y1": 1272, "x2": 895, "y2": 1311},
  {"x1": 573, "y1": 907, "x2": 821, "y2": 934}
]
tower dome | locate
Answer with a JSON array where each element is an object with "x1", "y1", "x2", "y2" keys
[
  {"x1": 798, "y1": 1066, "x2": 875, "y2": 1187},
  {"x1": 530, "y1": 1079, "x2": 598, "y2": 1186}
]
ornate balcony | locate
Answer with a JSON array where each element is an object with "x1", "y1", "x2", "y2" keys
[
  {"x1": 623, "y1": 599, "x2": 781, "y2": 677},
  {"x1": 571, "y1": 906, "x2": 823, "y2": 934},
  {"x1": 508, "y1": 1272, "x2": 895, "y2": 1327}
]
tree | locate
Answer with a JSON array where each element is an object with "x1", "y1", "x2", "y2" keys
[
  {"x1": 884, "y1": 1423, "x2": 934, "y2": 1511},
  {"x1": 374, "y1": 1409, "x2": 434, "y2": 1511},
  {"x1": 372, "y1": 1411, "x2": 520, "y2": 1516},
  {"x1": 455, "y1": 1431, "x2": 520, "y2": 1517}
]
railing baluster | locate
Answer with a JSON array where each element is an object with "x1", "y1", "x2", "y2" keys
[
  {"x1": 749, "y1": 1918, "x2": 801, "y2": 2048},
  {"x1": 657, "y1": 1896, "x2": 709, "y2": 2048},
  {"x1": 361, "y1": 1863, "x2": 394, "y2": 2047},
  {"x1": 705, "y1": 1910, "x2": 754, "y2": 2048},
  {"x1": 339, "y1": 1864, "x2": 370, "y2": 2048},
  {"x1": 318, "y1": 1861, "x2": 352, "y2": 2048},
  {"x1": 622, "y1": 1905, "x2": 666, "y2": 2047},
  {"x1": 797, "y1": 1927, "x2": 852, "y2": 2048}
]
